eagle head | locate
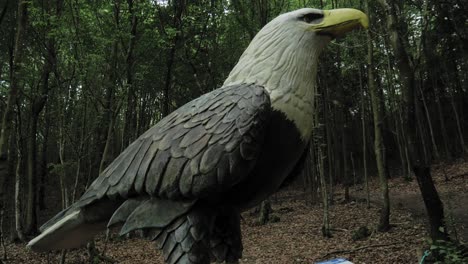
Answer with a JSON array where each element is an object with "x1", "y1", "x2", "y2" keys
[{"x1": 224, "y1": 8, "x2": 369, "y2": 140}]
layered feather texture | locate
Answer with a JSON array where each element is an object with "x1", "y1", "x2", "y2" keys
[{"x1": 28, "y1": 83, "x2": 271, "y2": 252}]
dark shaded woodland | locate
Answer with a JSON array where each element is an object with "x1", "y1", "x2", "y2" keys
[{"x1": 0, "y1": 0, "x2": 467, "y2": 262}]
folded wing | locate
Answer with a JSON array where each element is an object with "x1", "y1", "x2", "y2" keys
[{"x1": 28, "y1": 83, "x2": 271, "y2": 251}]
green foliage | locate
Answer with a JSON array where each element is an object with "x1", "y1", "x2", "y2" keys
[{"x1": 428, "y1": 240, "x2": 468, "y2": 264}]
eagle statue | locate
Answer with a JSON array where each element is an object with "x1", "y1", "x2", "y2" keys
[{"x1": 28, "y1": 8, "x2": 368, "y2": 264}]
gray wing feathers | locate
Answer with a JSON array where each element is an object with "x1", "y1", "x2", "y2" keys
[
  {"x1": 153, "y1": 208, "x2": 213, "y2": 264},
  {"x1": 33, "y1": 84, "x2": 270, "y2": 252},
  {"x1": 107, "y1": 198, "x2": 144, "y2": 227},
  {"x1": 81, "y1": 84, "x2": 270, "y2": 202},
  {"x1": 119, "y1": 198, "x2": 195, "y2": 235},
  {"x1": 29, "y1": 199, "x2": 121, "y2": 251}
]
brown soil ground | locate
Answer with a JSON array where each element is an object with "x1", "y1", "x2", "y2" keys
[
  {"x1": 353, "y1": 160, "x2": 468, "y2": 243},
  {"x1": 2, "y1": 160, "x2": 467, "y2": 264}
]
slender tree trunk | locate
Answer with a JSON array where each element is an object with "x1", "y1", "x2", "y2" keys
[
  {"x1": 385, "y1": 48, "x2": 410, "y2": 178},
  {"x1": 91, "y1": 2, "x2": 122, "y2": 262},
  {"x1": 161, "y1": 1, "x2": 186, "y2": 116},
  {"x1": 99, "y1": 113, "x2": 116, "y2": 173},
  {"x1": 415, "y1": 96, "x2": 429, "y2": 163},
  {"x1": 0, "y1": 206, "x2": 6, "y2": 261},
  {"x1": 418, "y1": 79, "x2": 439, "y2": 160},
  {"x1": 13, "y1": 110, "x2": 25, "y2": 241},
  {"x1": 423, "y1": 31, "x2": 451, "y2": 158},
  {"x1": 319, "y1": 144, "x2": 331, "y2": 237},
  {"x1": 401, "y1": 113, "x2": 412, "y2": 179},
  {"x1": 99, "y1": 0, "x2": 120, "y2": 173},
  {"x1": 433, "y1": 82, "x2": 450, "y2": 158},
  {"x1": 122, "y1": 0, "x2": 138, "y2": 148},
  {"x1": 304, "y1": 140, "x2": 317, "y2": 204},
  {"x1": 25, "y1": 44, "x2": 53, "y2": 236},
  {"x1": 0, "y1": 0, "x2": 28, "y2": 234},
  {"x1": 377, "y1": 0, "x2": 448, "y2": 240},
  {"x1": 341, "y1": 119, "x2": 349, "y2": 202},
  {"x1": 58, "y1": 131, "x2": 69, "y2": 209},
  {"x1": 38, "y1": 104, "x2": 50, "y2": 210},
  {"x1": 366, "y1": 0, "x2": 390, "y2": 231},
  {"x1": 351, "y1": 153, "x2": 356, "y2": 187},
  {"x1": 25, "y1": 0, "x2": 60, "y2": 235},
  {"x1": 15, "y1": 140, "x2": 25, "y2": 241},
  {"x1": 324, "y1": 83, "x2": 334, "y2": 204},
  {"x1": 25, "y1": 113, "x2": 40, "y2": 234},
  {"x1": 359, "y1": 67, "x2": 370, "y2": 208},
  {"x1": 72, "y1": 102, "x2": 87, "y2": 203},
  {"x1": 448, "y1": 87, "x2": 467, "y2": 154},
  {"x1": 443, "y1": 41, "x2": 467, "y2": 155}
]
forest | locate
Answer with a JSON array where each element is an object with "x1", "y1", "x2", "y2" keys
[{"x1": 0, "y1": 0, "x2": 467, "y2": 263}]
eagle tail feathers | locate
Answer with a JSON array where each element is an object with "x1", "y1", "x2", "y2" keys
[{"x1": 27, "y1": 197, "x2": 197, "y2": 253}]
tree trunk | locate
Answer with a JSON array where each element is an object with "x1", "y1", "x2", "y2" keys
[
  {"x1": 323, "y1": 83, "x2": 334, "y2": 204},
  {"x1": 385, "y1": 48, "x2": 410, "y2": 178},
  {"x1": 98, "y1": 0, "x2": 121, "y2": 173},
  {"x1": 303, "y1": 141, "x2": 318, "y2": 205},
  {"x1": 433, "y1": 82, "x2": 451, "y2": 158},
  {"x1": 319, "y1": 144, "x2": 331, "y2": 237},
  {"x1": 122, "y1": 0, "x2": 138, "y2": 148},
  {"x1": 25, "y1": 112, "x2": 40, "y2": 235},
  {"x1": 413, "y1": 167, "x2": 449, "y2": 241},
  {"x1": 341, "y1": 120, "x2": 349, "y2": 203},
  {"x1": 58, "y1": 130, "x2": 69, "y2": 209},
  {"x1": 418, "y1": 78, "x2": 439, "y2": 160},
  {"x1": 377, "y1": 0, "x2": 448, "y2": 240},
  {"x1": 15, "y1": 139, "x2": 25, "y2": 242},
  {"x1": 449, "y1": 87, "x2": 467, "y2": 154},
  {"x1": 160, "y1": 1, "x2": 186, "y2": 116},
  {"x1": 13, "y1": 111, "x2": 25, "y2": 242},
  {"x1": 359, "y1": 67, "x2": 370, "y2": 208},
  {"x1": 0, "y1": 205, "x2": 6, "y2": 261},
  {"x1": 415, "y1": 94, "x2": 429, "y2": 163},
  {"x1": 99, "y1": 113, "x2": 116, "y2": 174},
  {"x1": 72, "y1": 101, "x2": 87, "y2": 203},
  {"x1": 38, "y1": 104, "x2": 50, "y2": 210},
  {"x1": 366, "y1": 0, "x2": 390, "y2": 231},
  {"x1": 25, "y1": 39, "x2": 54, "y2": 236},
  {"x1": 0, "y1": 0, "x2": 28, "y2": 231}
]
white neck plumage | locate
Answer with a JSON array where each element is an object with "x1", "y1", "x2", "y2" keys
[{"x1": 224, "y1": 21, "x2": 328, "y2": 141}]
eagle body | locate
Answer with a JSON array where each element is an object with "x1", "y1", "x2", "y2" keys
[
  {"x1": 28, "y1": 8, "x2": 368, "y2": 264},
  {"x1": 224, "y1": 109, "x2": 307, "y2": 210}
]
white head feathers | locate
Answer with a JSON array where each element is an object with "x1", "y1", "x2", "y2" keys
[{"x1": 224, "y1": 8, "x2": 332, "y2": 140}]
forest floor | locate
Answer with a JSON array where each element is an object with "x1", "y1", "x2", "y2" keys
[
  {"x1": 353, "y1": 159, "x2": 468, "y2": 243},
  {"x1": 2, "y1": 159, "x2": 467, "y2": 264}
]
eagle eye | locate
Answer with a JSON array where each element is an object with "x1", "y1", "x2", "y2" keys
[{"x1": 301, "y1": 13, "x2": 324, "y2": 23}]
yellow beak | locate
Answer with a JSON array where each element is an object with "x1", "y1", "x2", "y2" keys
[{"x1": 311, "y1": 8, "x2": 369, "y2": 37}]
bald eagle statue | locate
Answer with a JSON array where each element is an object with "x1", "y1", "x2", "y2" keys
[{"x1": 28, "y1": 8, "x2": 368, "y2": 264}]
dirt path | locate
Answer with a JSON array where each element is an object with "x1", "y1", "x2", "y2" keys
[
  {"x1": 392, "y1": 191, "x2": 467, "y2": 242},
  {"x1": 353, "y1": 188, "x2": 468, "y2": 243}
]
